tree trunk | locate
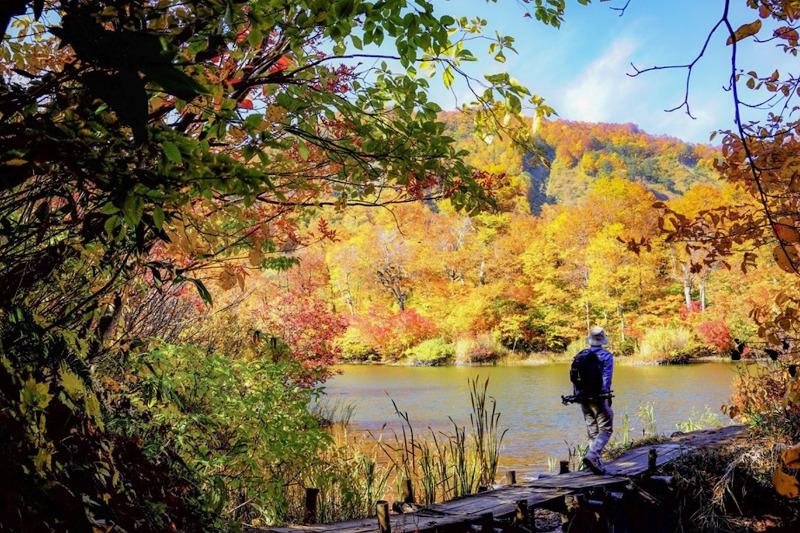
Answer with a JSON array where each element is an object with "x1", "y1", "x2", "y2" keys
[
  {"x1": 584, "y1": 300, "x2": 590, "y2": 330},
  {"x1": 699, "y1": 281, "x2": 706, "y2": 312},
  {"x1": 683, "y1": 282, "x2": 692, "y2": 310},
  {"x1": 682, "y1": 264, "x2": 692, "y2": 310},
  {"x1": 618, "y1": 303, "x2": 625, "y2": 343}
]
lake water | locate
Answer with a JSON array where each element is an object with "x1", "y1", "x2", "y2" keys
[{"x1": 321, "y1": 363, "x2": 738, "y2": 478}]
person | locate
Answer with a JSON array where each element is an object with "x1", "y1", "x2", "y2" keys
[{"x1": 576, "y1": 326, "x2": 614, "y2": 474}]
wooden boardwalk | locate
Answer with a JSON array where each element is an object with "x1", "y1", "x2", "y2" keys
[{"x1": 262, "y1": 425, "x2": 747, "y2": 533}]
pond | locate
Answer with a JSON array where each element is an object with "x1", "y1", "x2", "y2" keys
[{"x1": 321, "y1": 362, "x2": 739, "y2": 479}]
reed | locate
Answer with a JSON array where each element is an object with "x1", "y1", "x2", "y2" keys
[
  {"x1": 309, "y1": 396, "x2": 357, "y2": 428},
  {"x1": 469, "y1": 376, "x2": 508, "y2": 488},
  {"x1": 290, "y1": 434, "x2": 393, "y2": 524},
  {"x1": 675, "y1": 406, "x2": 726, "y2": 433},
  {"x1": 563, "y1": 440, "x2": 589, "y2": 472},
  {"x1": 278, "y1": 377, "x2": 509, "y2": 524},
  {"x1": 374, "y1": 377, "x2": 507, "y2": 504},
  {"x1": 638, "y1": 401, "x2": 658, "y2": 436}
]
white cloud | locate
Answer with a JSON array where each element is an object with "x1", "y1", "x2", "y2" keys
[
  {"x1": 555, "y1": 38, "x2": 734, "y2": 144},
  {"x1": 560, "y1": 39, "x2": 645, "y2": 123},
  {"x1": 653, "y1": 95, "x2": 734, "y2": 144}
]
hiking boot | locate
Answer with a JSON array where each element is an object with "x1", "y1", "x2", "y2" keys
[{"x1": 582, "y1": 456, "x2": 605, "y2": 475}]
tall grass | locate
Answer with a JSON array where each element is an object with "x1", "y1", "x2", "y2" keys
[
  {"x1": 286, "y1": 435, "x2": 393, "y2": 524},
  {"x1": 675, "y1": 406, "x2": 727, "y2": 432},
  {"x1": 638, "y1": 401, "x2": 658, "y2": 435},
  {"x1": 375, "y1": 377, "x2": 508, "y2": 504},
  {"x1": 638, "y1": 326, "x2": 692, "y2": 363},
  {"x1": 274, "y1": 378, "x2": 509, "y2": 525},
  {"x1": 309, "y1": 397, "x2": 357, "y2": 428}
]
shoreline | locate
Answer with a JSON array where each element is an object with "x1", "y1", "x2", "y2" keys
[{"x1": 336, "y1": 355, "x2": 742, "y2": 368}]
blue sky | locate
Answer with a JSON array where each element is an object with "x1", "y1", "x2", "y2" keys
[{"x1": 427, "y1": 0, "x2": 785, "y2": 145}]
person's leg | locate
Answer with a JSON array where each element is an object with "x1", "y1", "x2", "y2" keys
[
  {"x1": 580, "y1": 402, "x2": 603, "y2": 472},
  {"x1": 588, "y1": 399, "x2": 614, "y2": 462},
  {"x1": 580, "y1": 401, "x2": 599, "y2": 443}
]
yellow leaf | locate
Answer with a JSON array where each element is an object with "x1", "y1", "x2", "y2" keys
[
  {"x1": 773, "y1": 467, "x2": 800, "y2": 498},
  {"x1": 782, "y1": 443, "x2": 800, "y2": 469},
  {"x1": 218, "y1": 267, "x2": 238, "y2": 290},
  {"x1": 773, "y1": 244, "x2": 800, "y2": 273},
  {"x1": 248, "y1": 249, "x2": 264, "y2": 267},
  {"x1": 727, "y1": 20, "x2": 762, "y2": 45},
  {"x1": 33, "y1": 447, "x2": 53, "y2": 474},
  {"x1": 265, "y1": 105, "x2": 287, "y2": 122},
  {"x1": 60, "y1": 369, "x2": 85, "y2": 398},
  {"x1": 775, "y1": 217, "x2": 800, "y2": 243},
  {"x1": 84, "y1": 393, "x2": 105, "y2": 431},
  {"x1": 20, "y1": 377, "x2": 53, "y2": 414},
  {"x1": 2, "y1": 158, "x2": 28, "y2": 166}
]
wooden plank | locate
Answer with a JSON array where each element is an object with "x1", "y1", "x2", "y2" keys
[
  {"x1": 436, "y1": 488, "x2": 571, "y2": 516},
  {"x1": 606, "y1": 443, "x2": 685, "y2": 476},
  {"x1": 260, "y1": 426, "x2": 748, "y2": 533}
]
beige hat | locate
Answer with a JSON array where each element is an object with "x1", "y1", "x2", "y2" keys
[{"x1": 587, "y1": 326, "x2": 609, "y2": 346}]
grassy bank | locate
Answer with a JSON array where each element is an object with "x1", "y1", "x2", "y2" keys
[{"x1": 337, "y1": 325, "x2": 755, "y2": 367}]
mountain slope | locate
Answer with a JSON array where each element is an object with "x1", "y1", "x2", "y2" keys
[{"x1": 440, "y1": 112, "x2": 721, "y2": 214}]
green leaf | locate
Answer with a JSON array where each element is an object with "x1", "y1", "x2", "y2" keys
[
  {"x1": 297, "y1": 142, "x2": 310, "y2": 160},
  {"x1": 191, "y1": 279, "x2": 213, "y2": 305},
  {"x1": 141, "y1": 65, "x2": 209, "y2": 101},
  {"x1": 122, "y1": 194, "x2": 144, "y2": 227},
  {"x1": 104, "y1": 216, "x2": 119, "y2": 238},
  {"x1": 153, "y1": 205, "x2": 165, "y2": 230},
  {"x1": 99, "y1": 203, "x2": 119, "y2": 215},
  {"x1": 162, "y1": 141, "x2": 182, "y2": 164}
]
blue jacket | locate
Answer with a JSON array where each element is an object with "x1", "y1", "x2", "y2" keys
[{"x1": 573, "y1": 346, "x2": 613, "y2": 395}]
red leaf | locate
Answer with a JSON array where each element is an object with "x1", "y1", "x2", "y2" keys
[
  {"x1": 239, "y1": 99, "x2": 254, "y2": 110},
  {"x1": 775, "y1": 26, "x2": 800, "y2": 42}
]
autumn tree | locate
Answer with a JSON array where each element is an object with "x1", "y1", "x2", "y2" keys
[{"x1": 0, "y1": 0, "x2": 589, "y2": 528}]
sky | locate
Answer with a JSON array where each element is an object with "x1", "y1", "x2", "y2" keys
[{"x1": 425, "y1": 0, "x2": 789, "y2": 145}]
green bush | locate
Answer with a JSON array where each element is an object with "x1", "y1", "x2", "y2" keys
[
  {"x1": 109, "y1": 343, "x2": 331, "y2": 527},
  {"x1": 615, "y1": 336, "x2": 639, "y2": 357},
  {"x1": 564, "y1": 338, "x2": 586, "y2": 359},
  {"x1": 402, "y1": 338, "x2": 455, "y2": 366},
  {"x1": 336, "y1": 327, "x2": 378, "y2": 361},
  {"x1": 0, "y1": 308, "x2": 216, "y2": 533}
]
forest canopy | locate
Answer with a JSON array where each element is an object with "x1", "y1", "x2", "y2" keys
[
  {"x1": 4, "y1": 0, "x2": 800, "y2": 530},
  {"x1": 0, "y1": 0, "x2": 579, "y2": 529}
]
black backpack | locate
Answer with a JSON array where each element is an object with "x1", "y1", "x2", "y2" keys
[{"x1": 570, "y1": 348, "x2": 603, "y2": 395}]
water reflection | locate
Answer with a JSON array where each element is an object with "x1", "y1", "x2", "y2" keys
[{"x1": 322, "y1": 363, "x2": 737, "y2": 478}]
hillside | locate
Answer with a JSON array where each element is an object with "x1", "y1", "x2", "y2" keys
[{"x1": 441, "y1": 112, "x2": 721, "y2": 214}]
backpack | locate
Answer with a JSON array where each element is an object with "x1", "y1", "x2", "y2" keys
[{"x1": 570, "y1": 348, "x2": 603, "y2": 396}]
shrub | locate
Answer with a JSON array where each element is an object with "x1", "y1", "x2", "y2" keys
[
  {"x1": 351, "y1": 309, "x2": 438, "y2": 360},
  {"x1": 453, "y1": 333, "x2": 506, "y2": 364},
  {"x1": 697, "y1": 320, "x2": 733, "y2": 352},
  {"x1": 638, "y1": 327, "x2": 692, "y2": 363},
  {"x1": 564, "y1": 338, "x2": 586, "y2": 360},
  {"x1": 615, "y1": 336, "x2": 639, "y2": 357},
  {"x1": 336, "y1": 327, "x2": 378, "y2": 361},
  {"x1": 402, "y1": 338, "x2": 455, "y2": 366}
]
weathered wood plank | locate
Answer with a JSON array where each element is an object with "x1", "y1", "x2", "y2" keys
[{"x1": 258, "y1": 425, "x2": 747, "y2": 533}]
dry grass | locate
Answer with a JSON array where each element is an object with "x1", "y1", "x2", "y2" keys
[{"x1": 663, "y1": 433, "x2": 800, "y2": 532}]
